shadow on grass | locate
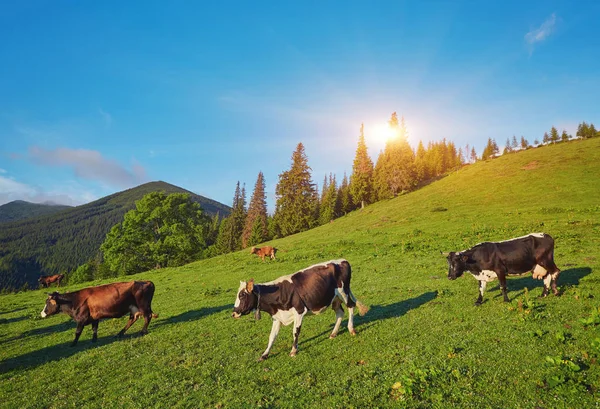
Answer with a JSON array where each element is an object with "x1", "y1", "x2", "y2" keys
[
  {"x1": 297, "y1": 292, "x2": 438, "y2": 354},
  {"x1": 0, "y1": 307, "x2": 27, "y2": 315},
  {"x1": 153, "y1": 304, "x2": 230, "y2": 328},
  {"x1": 0, "y1": 320, "x2": 75, "y2": 345},
  {"x1": 0, "y1": 315, "x2": 29, "y2": 325},
  {"x1": 0, "y1": 332, "x2": 144, "y2": 373},
  {"x1": 491, "y1": 267, "x2": 593, "y2": 298}
]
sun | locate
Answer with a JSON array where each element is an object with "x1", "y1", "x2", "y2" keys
[{"x1": 368, "y1": 123, "x2": 396, "y2": 144}]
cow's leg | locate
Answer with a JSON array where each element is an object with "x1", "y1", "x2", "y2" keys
[
  {"x1": 347, "y1": 305, "x2": 356, "y2": 335},
  {"x1": 475, "y1": 280, "x2": 487, "y2": 306},
  {"x1": 498, "y1": 272, "x2": 510, "y2": 302},
  {"x1": 91, "y1": 320, "x2": 99, "y2": 342},
  {"x1": 550, "y1": 270, "x2": 561, "y2": 296},
  {"x1": 329, "y1": 299, "x2": 344, "y2": 339},
  {"x1": 541, "y1": 273, "x2": 552, "y2": 297},
  {"x1": 117, "y1": 313, "x2": 139, "y2": 337},
  {"x1": 140, "y1": 312, "x2": 152, "y2": 335},
  {"x1": 259, "y1": 320, "x2": 281, "y2": 361},
  {"x1": 290, "y1": 312, "x2": 304, "y2": 357},
  {"x1": 71, "y1": 323, "x2": 84, "y2": 347}
]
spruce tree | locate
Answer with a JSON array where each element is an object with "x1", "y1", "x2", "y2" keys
[
  {"x1": 504, "y1": 137, "x2": 512, "y2": 154},
  {"x1": 589, "y1": 123, "x2": 597, "y2": 138},
  {"x1": 350, "y1": 123, "x2": 374, "y2": 209},
  {"x1": 319, "y1": 174, "x2": 338, "y2": 225},
  {"x1": 543, "y1": 132, "x2": 550, "y2": 144},
  {"x1": 274, "y1": 143, "x2": 318, "y2": 237},
  {"x1": 242, "y1": 171, "x2": 268, "y2": 248},
  {"x1": 215, "y1": 181, "x2": 246, "y2": 254},
  {"x1": 550, "y1": 126, "x2": 559, "y2": 143},
  {"x1": 337, "y1": 172, "x2": 353, "y2": 215},
  {"x1": 512, "y1": 135, "x2": 518, "y2": 149},
  {"x1": 561, "y1": 130, "x2": 569, "y2": 142},
  {"x1": 520, "y1": 136, "x2": 529, "y2": 149},
  {"x1": 470, "y1": 147, "x2": 477, "y2": 163},
  {"x1": 414, "y1": 140, "x2": 428, "y2": 182}
]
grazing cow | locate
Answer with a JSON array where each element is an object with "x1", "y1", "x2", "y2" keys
[
  {"x1": 40, "y1": 281, "x2": 158, "y2": 346},
  {"x1": 250, "y1": 246, "x2": 277, "y2": 262},
  {"x1": 232, "y1": 259, "x2": 368, "y2": 361},
  {"x1": 443, "y1": 233, "x2": 561, "y2": 305},
  {"x1": 38, "y1": 274, "x2": 64, "y2": 288}
]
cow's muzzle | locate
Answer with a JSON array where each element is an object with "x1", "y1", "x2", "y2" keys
[{"x1": 232, "y1": 312, "x2": 241, "y2": 319}]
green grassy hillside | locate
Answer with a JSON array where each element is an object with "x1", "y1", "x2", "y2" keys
[
  {"x1": 1, "y1": 139, "x2": 599, "y2": 408},
  {"x1": 0, "y1": 200, "x2": 72, "y2": 223},
  {"x1": 0, "y1": 181, "x2": 231, "y2": 291}
]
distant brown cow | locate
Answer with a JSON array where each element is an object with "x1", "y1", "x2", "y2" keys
[
  {"x1": 250, "y1": 246, "x2": 277, "y2": 261},
  {"x1": 38, "y1": 274, "x2": 64, "y2": 288},
  {"x1": 40, "y1": 281, "x2": 158, "y2": 346}
]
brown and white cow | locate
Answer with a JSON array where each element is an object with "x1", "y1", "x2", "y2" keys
[
  {"x1": 38, "y1": 274, "x2": 65, "y2": 288},
  {"x1": 232, "y1": 259, "x2": 368, "y2": 361},
  {"x1": 40, "y1": 281, "x2": 158, "y2": 346},
  {"x1": 443, "y1": 233, "x2": 561, "y2": 305},
  {"x1": 250, "y1": 246, "x2": 278, "y2": 261}
]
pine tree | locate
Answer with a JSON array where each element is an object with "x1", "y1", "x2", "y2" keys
[
  {"x1": 337, "y1": 172, "x2": 353, "y2": 215},
  {"x1": 511, "y1": 135, "x2": 518, "y2": 149},
  {"x1": 589, "y1": 123, "x2": 598, "y2": 138},
  {"x1": 543, "y1": 132, "x2": 550, "y2": 144},
  {"x1": 492, "y1": 139, "x2": 499, "y2": 156},
  {"x1": 242, "y1": 171, "x2": 268, "y2": 248},
  {"x1": 274, "y1": 143, "x2": 318, "y2": 237},
  {"x1": 504, "y1": 137, "x2": 512, "y2": 154},
  {"x1": 520, "y1": 136, "x2": 529, "y2": 149},
  {"x1": 482, "y1": 138, "x2": 494, "y2": 160},
  {"x1": 550, "y1": 126, "x2": 559, "y2": 143},
  {"x1": 561, "y1": 130, "x2": 569, "y2": 142},
  {"x1": 470, "y1": 147, "x2": 477, "y2": 163},
  {"x1": 349, "y1": 123, "x2": 374, "y2": 209},
  {"x1": 215, "y1": 182, "x2": 246, "y2": 254},
  {"x1": 414, "y1": 140, "x2": 428, "y2": 182},
  {"x1": 319, "y1": 174, "x2": 338, "y2": 225},
  {"x1": 372, "y1": 113, "x2": 415, "y2": 199},
  {"x1": 534, "y1": 138, "x2": 540, "y2": 145}
]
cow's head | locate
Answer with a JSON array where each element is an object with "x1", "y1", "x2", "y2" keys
[
  {"x1": 40, "y1": 292, "x2": 61, "y2": 318},
  {"x1": 442, "y1": 251, "x2": 471, "y2": 280},
  {"x1": 232, "y1": 279, "x2": 259, "y2": 319},
  {"x1": 250, "y1": 247, "x2": 257, "y2": 255}
]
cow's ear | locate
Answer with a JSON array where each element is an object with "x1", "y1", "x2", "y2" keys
[
  {"x1": 461, "y1": 254, "x2": 470, "y2": 262},
  {"x1": 246, "y1": 279, "x2": 254, "y2": 293}
]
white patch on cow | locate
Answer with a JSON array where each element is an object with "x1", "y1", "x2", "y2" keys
[
  {"x1": 472, "y1": 270, "x2": 498, "y2": 282},
  {"x1": 273, "y1": 308, "x2": 298, "y2": 326},
  {"x1": 234, "y1": 281, "x2": 245, "y2": 308},
  {"x1": 262, "y1": 274, "x2": 293, "y2": 285},
  {"x1": 543, "y1": 273, "x2": 552, "y2": 289},
  {"x1": 40, "y1": 308, "x2": 47, "y2": 318},
  {"x1": 297, "y1": 259, "x2": 347, "y2": 274},
  {"x1": 497, "y1": 233, "x2": 546, "y2": 243},
  {"x1": 532, "y1": 264, "x2": 548, "y2": 280},
  {"x1": 312, "y1": 305, "x2": 328, "y2": 315}
]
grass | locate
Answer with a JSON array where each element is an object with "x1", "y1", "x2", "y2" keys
[{"x1": 1, "y1": 138, "x2": 599, "y2": 408}]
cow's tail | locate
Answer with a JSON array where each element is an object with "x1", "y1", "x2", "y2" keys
[
  {"x1": 151, "y1": 313, "x2": 159, "y2": 318},
  {"x1": 349, "y1": 291, "x2": 369, "y2": 316}
]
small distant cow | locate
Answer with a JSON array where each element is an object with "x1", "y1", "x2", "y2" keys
[
  {"x1": 40, "y1": 281, "x2": 158, "y2": 346},
  {"x1": 38, "y1": 274, "x2": 64, "y2": 288},
  {"x1": 443, "y1": 233, "x2": 561, "y2": 305},
  {"x1": 232, "y1": 259, "x2": 368, "y2": 361},
  {"x1": 250, "y1": 246, "x2": 277, "y2": 262}
]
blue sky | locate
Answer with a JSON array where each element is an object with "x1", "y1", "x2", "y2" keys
[{"x1": 1, "y1": 1, "x2": 598, "y2": 211}]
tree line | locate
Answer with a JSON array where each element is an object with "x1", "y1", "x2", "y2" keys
[{"x1": 9, "y1": 115, "x2": 597, "y2": 289}]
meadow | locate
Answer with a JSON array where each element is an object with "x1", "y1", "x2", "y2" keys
[{"x1": 1, "y1": 138, "x2": 599, "y2": 408}]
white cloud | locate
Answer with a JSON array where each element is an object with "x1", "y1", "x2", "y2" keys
[
  {"x1": 0, "y1": 174, "x2": 96, "y2": 206},
  {"x1": 525, "y1": 13, "x2": 557, "y2": 51},
  {"x1": 0, "y1": 168, "x2": 6, "y2": 174},
  {"x1": 28, "y1": 146, "x2": 148, "y2": 188}
]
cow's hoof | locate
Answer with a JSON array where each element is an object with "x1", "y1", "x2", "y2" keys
[
  {"x1": 258, "y1": 355, "x2": 268, "y2": 362},
  {"x1": 474, "y1": 301, "x2": 482, "y2": 306},
  {"x1": 329, "y1": 333, "x2": 337, "y2": 339},
  {"x1": 290, "y1": 351, "x2": 297, "y2": 357},
  {"x1": 350, "y1": 329, "x2": 357, "y2": 336}
]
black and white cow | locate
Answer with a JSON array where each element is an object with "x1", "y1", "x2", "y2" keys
[
  {"x1": 443, "y1": 233, "x2": 561, "y2": 305},
  {"x1": 232, "y1": 259, "x2": 368, "y2": 361}
]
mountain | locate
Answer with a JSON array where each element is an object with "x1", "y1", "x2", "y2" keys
[
  {"x1": 0, "y1": 200, "x2": 72, "y2": 223},
  {"x1": 0, "y1": 181, "x2": 231, "y2": 291}
]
